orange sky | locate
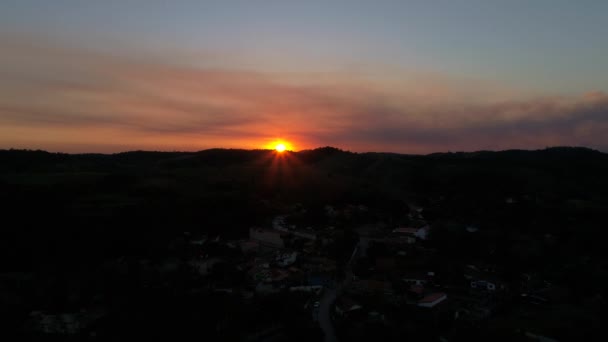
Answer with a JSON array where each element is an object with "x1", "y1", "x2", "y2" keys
[{"x1": 1, "y1": 35, "x2": 607, "y2": 153}]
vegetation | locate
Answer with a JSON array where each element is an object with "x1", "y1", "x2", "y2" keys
[{"x1": 1, "y1": 146, "x2": 607, "y2": 339}]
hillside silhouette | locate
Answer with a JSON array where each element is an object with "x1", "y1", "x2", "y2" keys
[
  {"x1": 2, "y1": 146, "x2": 608, "y2": 339},
  {"x1": 2, "y1": 146, "x2": 607, "y2": 268}
]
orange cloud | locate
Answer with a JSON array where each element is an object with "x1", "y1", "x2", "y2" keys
[{"x1": 1, "y1": 34, "x2": 607, "y2": 153}]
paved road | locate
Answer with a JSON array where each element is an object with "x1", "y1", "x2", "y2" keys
[
  {"x1": 317, "y1": 226, "x2": 373, "y2": 342},
  {"x1": 318, "y1": 287, "x2": 337, "y2": 342}
]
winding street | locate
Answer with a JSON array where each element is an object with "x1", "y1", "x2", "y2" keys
[
  {"x1": 318, "y1": 287, "x2": 337, "y2": 342},
  {"x1": 318, "y1": 229, "x2": 369, "y2": 342}
]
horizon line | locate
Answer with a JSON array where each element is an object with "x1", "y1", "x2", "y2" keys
[{"x1": 1, "y1": 145, "x2": 605, "y2": 157}]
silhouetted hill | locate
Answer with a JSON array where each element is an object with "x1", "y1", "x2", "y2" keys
[
  {"x1": 2, "y1": 146, "x2": 608, "y2": 341},
  {"x1": 1, "y1": 146, "x2": 607, "y2": 198},
  {"x1": 2, "y1": 146, "x2": 604, "y2": 168},
  {"x1": 1, "y1": 146, "x2": 608, "y2": 269}
]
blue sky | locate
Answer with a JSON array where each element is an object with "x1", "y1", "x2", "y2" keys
[{"x1": 3, "y1": 0, "x2": 607, "y2": 92}]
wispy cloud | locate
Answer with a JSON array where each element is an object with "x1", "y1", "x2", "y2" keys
[{"x1": 1, "y1": 35, "x2": 606, "y2": 153}]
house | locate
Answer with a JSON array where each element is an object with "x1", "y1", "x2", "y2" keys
[
  {"x1": 335, "y1": 296, "x2": 363, "y2": 317},
  {"x1": 29, "y1": 312, "x2": 82, "y2": 335},
  {"x1": 375, "y1": 257, "x2": 396, "y2": 272},
  {"x1": 392, "y1": 228, "x2": 418, "y2": 244},
  {"x1": 403, "y1": 277, "x2": 427, "y2": 286},
  {"x1": 275, "y1": 251, "x2": 298, "y2": 267},
  {"x1": 292, "y1": 228, "x2": 317, "y2": 240},
  {"x1": 272, "y1": 215, "x2": 289, "y2": 231},
  {"x1": 392, "y1": 225, "x2": 430, "y2": 241},
  {"x1": 289, "y1": 285, "x2": 323, "y2": 293},
  {"x1": 304, "y1": 257, "x2": 337, "y2": 273},
  {"x1": 352, "y1": 279, "x2": 393, "y2": 295},
  {"x1": 266, "y1": 269, "x2": 290, "y2": 283},
  {"x1": 157, "y1": 257, "x2": 181, "y2": 274},
  {"x1": 308, "y1": 274, "x2": 332, "y2": 286},
  {"x1": 368, "y1": 279, "x2": 393, "y2": 294},
  {"x1": 416, "y1": 226, "x2": 430, "y2": 240},
  {"x1": 408, "y1": 205, "x2": 425, "y2": 220},
  {"x1": 190, "y1": 257, "x2": 222, "y2": 276},
  {"x1": 470, "y1": 274, "x2": 506, "y2": 292},
  {"x1": 403, "y1": 271, "x2": 434, "y2": 286},
  {"x1": 249, "y1": 227, "x2": 284, "y2": 248},
  {"x1": 255, "y1": 282, "x2": 281, "y2": 294},
  {"x1": 367, "y1": 311, "x2": 385, "y2": 322},
  {"x1": 189, "y1": 236, "x2": 208, "y2": 245},
  {"x1": 251, "y1": 267, "x2": 290, "y2": 285},
  {"x1": 28, "y1": 310, "x2": 105, "y2": 335},
  {"x1": 408, "y1": 284, "x2": 425, "y2": 296},
  {"x1": 454, "y1": 305, "x2": 492, "y2": 321},
  {"x1": 464, "y1": 263, "x2": 499, "y2": 280},
  {"x1": 523, "y1": 331, "x2": 558, "y2": 342},
  {"x1": 417, "y1": 292, "x2": 447, "y2": 308},
  {"x1": 521, "y1": 293, "x2": 549, "y2": 305},
  {"x1": 471, "y1": 280, "x2": 496, "y2": 291},
  {"x1": 466, "y1": 226, "x2": 479, "y2": 233},
  {"x1": 325, "y1": 205, "x2": 338, "y2": 218},
  {"x1": 240, "y1": 239, "x2": 259, "y2": 254}
]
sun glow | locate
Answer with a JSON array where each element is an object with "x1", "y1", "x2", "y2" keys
[
  {"x1": 275, "y1": 143, "x2": 286, "y2": 152},
  {"x1": 265, "y1": 140, "x2": 293, "y2": 152}
]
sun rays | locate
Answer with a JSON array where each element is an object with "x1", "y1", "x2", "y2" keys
[{"x1": 264, "y1": 140, "x2": 294, "y2": 153}]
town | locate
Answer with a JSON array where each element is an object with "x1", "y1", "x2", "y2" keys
[{"x1": 14, "y1": 201, "x2": 567, "y2": 341}]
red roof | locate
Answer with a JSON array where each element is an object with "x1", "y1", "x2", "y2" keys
[{"x1": 418, "y1": 292, "x2": 446, "y2": 303}]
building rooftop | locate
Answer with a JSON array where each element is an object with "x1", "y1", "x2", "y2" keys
[{"x1": 418, "y1": 292, "x2": 447, "y2": 304}]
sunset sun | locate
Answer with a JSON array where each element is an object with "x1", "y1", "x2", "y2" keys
[
  {"x1": 266, "y1": 140, "x2": 293, "y2": 152},
  {"x1": 275, "y1": 143, "x2": 286, "y2": 152}
]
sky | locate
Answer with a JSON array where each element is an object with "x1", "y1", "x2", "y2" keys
[{"x1": 1, "y1": 0, "x2": 607, "y2": 153}]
